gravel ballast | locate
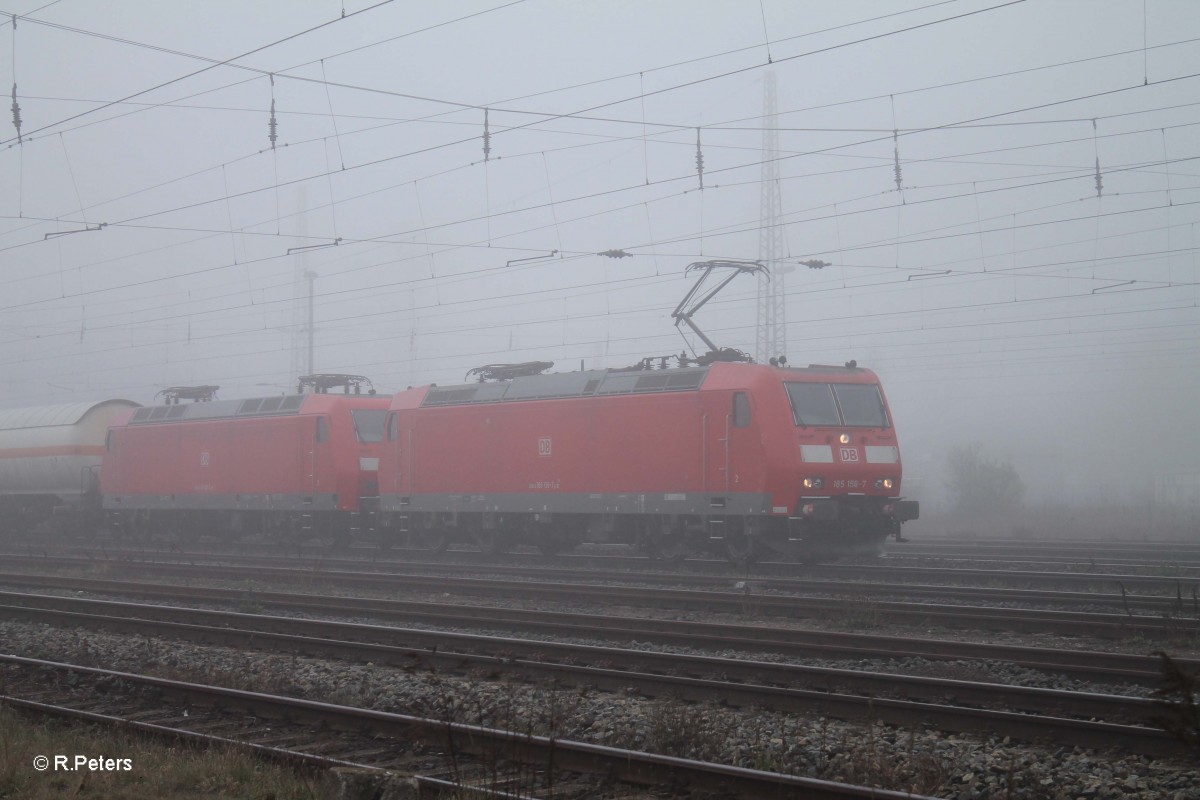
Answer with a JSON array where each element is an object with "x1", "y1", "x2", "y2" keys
[{"x1": 2, "y1": 620, "x2": 1198, "y2": 800}]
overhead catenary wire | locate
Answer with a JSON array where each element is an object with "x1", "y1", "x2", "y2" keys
[
  {"x1": 4, "y1": 27, "x2": 1196, "y2": 255},
  {"x1": 0, "y1": 1, "x2": 1196, "y2": 400},
  {"x1": 1, "y1": 145, "x2": 1195, "y2": 343},
  {"x1": 0, "y1": 0, "x2": 399, "y2": 147}
]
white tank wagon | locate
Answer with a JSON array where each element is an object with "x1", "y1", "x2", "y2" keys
[{"x1": 0, "y1": 400, "x2": 140, "y2": 534}]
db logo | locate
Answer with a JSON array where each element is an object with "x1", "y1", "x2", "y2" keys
[
  {"x1": 839, "y1": 447, "x2": 859, "y2": 462},
  {"x1": 538, "y1": 437, "x2": 552, "y2": 457}
]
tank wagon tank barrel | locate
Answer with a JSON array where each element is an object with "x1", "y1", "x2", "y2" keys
[{"x1": 0, "y1": 400, "x2": 140, "y2": 536}]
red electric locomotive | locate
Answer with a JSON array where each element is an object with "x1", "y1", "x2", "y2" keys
[
  {"x1": 378, "y1": 360, "x2": 918, "y2": 562},
  {"x1": 101, "y1": 383, "x2": 389, "y2": 543}
]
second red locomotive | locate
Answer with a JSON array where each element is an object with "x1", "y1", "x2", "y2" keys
[{"x1": 101, "y1": 388, "x2": 390, "y2": 542}]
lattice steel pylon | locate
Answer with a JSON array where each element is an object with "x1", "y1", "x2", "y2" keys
[
  {"x1": 290, "y1": 187, "x2": 313, "y2": 382},
  {"x1": 755, "y1": 71, "x2": 791, "y2": 364}
]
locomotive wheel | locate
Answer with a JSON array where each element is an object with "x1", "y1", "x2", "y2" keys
[
  {"x1": 414, "y1": 523, "x2": 451, "y2": 553},
  {"x1": 723, "y1": 529, "x2": 761, "y2": 566},
  {"x1": 473, "y1": 527, "x2": 510, "y2": 555},
  {"x1": 646, "y1": 525, "x2": 690, "y2": 562},
  {"x1": 537, "y1": 539, "x2": 564, "y2": 556},
  {"x1": 538, "y1": 537, "x2": 581, "y2": 556}
]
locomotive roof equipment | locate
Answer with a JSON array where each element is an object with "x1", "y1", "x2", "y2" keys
[
  {"x1": 466, "y1": 361, "x2": 555, "y2": 382},
  {"x1": 155, "y1": 385, "x2": 220, "y2": 404},
  {"x1": 297, "y1": 373, "x2": 376, "y2": 395}
]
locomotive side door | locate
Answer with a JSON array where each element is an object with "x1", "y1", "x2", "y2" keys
[
  {"x1": 383, "y1": 412, "x2": 400, "y2": 496},
  {"x1": 399, "y1": 415, "x2": 413, "y2": 496},
  {"x1": 313, "y1": 415, "x2": 330, "y2": 496},
  {"x1": 385, "y1": 410, "x2": 414, "y2": 498},
  {"x1": 302, "y1": 415, "x2": 318, "y2": 498},
  {"x1": 725, "y1": 391, "x2": 753, "y2": 492},
  {"x1": 704, "y1": 391, "x2": 750, "y2": 494}
]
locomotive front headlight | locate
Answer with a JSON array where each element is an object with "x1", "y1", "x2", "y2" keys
[
  {"x1": 874, "y1": 478, "x2": 895, "y2": 490},
  {"x1": 803, "y1": 477, "x2": 825, "y2": 490},
  {"x1": 839, "y1": 433, "x2": 851, "y2": 444}
]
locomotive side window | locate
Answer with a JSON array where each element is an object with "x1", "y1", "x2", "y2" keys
[
  {"x1": 386, "y1": 412, "x2": 398, "y2": 441},
  {"x1": 732, "y1": 392, "x2": 751, "y2": 427},
  {"x1": 785, "y1": 383, "x2": 840, "y2": 427},
  {"x1": 351, "y1": 408, "x2": 387, "y2": 443},
  {"x1": 316, "y1": 416, "x2": 329, "y2": 443},
  {"x1": 105, "y1": 430, "x2": 114, "y2": 452},
  {"x1": 832, "y1": 384, "x2": 889, "y2": 428}
]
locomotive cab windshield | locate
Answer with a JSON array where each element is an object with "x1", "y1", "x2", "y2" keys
[
  {"x1": 351, "y1": 408, "x2": 388, "y2": 443},
  {"x1": 785, "y1": 382, "x2": 889, "y2": 428}
]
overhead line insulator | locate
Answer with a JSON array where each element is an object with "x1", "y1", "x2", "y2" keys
[
  {"x1": 483, "y1": 108, "x2": 491, "y2": 162},
  {"x1": 694, "y1": 127, "x2": 704, "y2": 190},
  {"x1": 11, "y1": 83, "x2": 21, "y2": 144},
  {"x1": 892, "y1": 128, "x2": 903, "y2": 200},
  {"x1": 267, "y1": 74, "x2": 278, "y2": 150}
]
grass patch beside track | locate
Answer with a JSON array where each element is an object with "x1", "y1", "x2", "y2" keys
[{"x1": 0, "y1": 704, "x2": 319, "y2": 800}]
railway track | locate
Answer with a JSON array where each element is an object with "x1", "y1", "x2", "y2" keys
[
  {"x1": 882, "y1": 541, "x2": 1200, "y2": 568},
  {"x1": 894, "y1": 538, "x2": 1200, "y2": 554},
  {"x1": 0, "y1": 591, "x2": 1187, "y2": 756},
  {"x1": 1, "y1": 655, "x2": 941, "y2": 800},
  {"x1": 18, "y1": 535, "x2": 1200, "y2": 573},
  {"x1": 0, "y1": 579, "x2": 1191, "y2": 687},
  {"x1": 2, "y1": 557, "x2": 1198, "y2": 638},
  {"x1": 9, "y1": 545, "x2": 1200, "y2": 594}
]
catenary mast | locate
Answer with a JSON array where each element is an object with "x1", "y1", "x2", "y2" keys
[{"x1": 755, "y1": 71, "x2": 792, "y2": 363}]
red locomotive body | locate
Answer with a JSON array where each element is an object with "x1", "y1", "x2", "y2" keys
[
  {"x1": 101, "y1": 393, "x2": 389, "y2": 541},
  {"x1": 379, "y1": 361, "x2": 917, "y2": 560}
]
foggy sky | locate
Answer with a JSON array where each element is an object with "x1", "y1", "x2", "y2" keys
[{"x1": 1, "y1": 0, "x2": 1198, "y2": 511}]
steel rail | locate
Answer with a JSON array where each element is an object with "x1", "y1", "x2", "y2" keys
[
  {"x1": 14, "y1": 542, "x2": 1200, "y2": 592},
  {"x1": 12, "y1": 533, "x2": 1200, "y2": 568},
  {"x1": 6, "y1": 551, "x2": 1189, "y2": 611},
  {"x1": 893, "y1": 540, "x2": 1200, "y2": 553},
  {"x1": 0, "y1": 580, "x2": 1190, "y2": 687},
  {"x1": 0, "y1": 695, "x2": 568, "y2": 799},
  {"x1": 1, "y1": 558, "x2": 1197, "y2": 637},
  {"x1": 9, "y1": 546, "x2": 1200, "y2": 593},
  {"x1": 883, "y1": 555, "x2": 1200, "y2": 571},
  {"x1": 886, "y1": 544, "x2": 1200, "y2": 562},
  {"x1": 0, "y1": 594, "x2": 1180, "y2": 750},
  {"x1": 0, "y1": 655, "x2": 943, "y2": 800}
]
